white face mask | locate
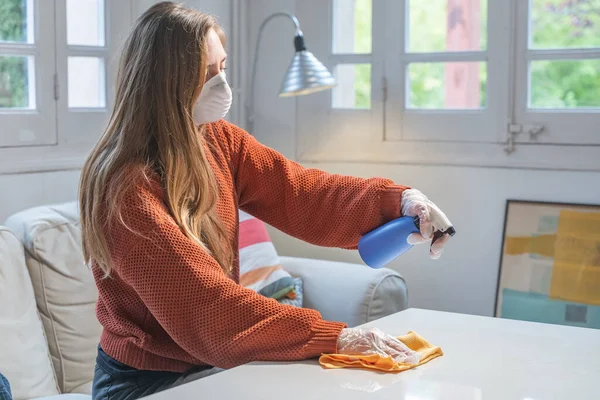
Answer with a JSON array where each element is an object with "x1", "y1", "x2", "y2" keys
[{"x1": 192, "y1": 71, "x2": 232, "y2": 125}]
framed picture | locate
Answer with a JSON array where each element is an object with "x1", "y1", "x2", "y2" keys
[{"x1": 495, "y1": 200, "x2": 600, "y2": 329}]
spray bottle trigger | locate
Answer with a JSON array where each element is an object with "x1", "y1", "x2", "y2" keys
[{"x1": 413, "y1": 215, "x2": 420, "y2": 230}]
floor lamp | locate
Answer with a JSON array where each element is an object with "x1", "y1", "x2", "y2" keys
[{"x1": 247, "y1": 12, "x2": 336, "y2": 133}]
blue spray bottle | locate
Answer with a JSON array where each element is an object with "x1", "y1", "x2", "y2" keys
[{"x1": 358, "y1": 216, "x2": 456, "y2": 269}]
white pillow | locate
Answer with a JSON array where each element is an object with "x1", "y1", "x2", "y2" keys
[{"x1": 0, "y1": 227, "x2": 59, "y2": 399}]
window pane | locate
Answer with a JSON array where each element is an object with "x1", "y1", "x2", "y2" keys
[
  {"x1": 530, "y1": 0, "x2": 600, "y2": 49},
  {"x1": 67, "y1": 0, "x2": 105, "y2": 46},
  {"x1": 0, "y1": 55, "x2": 34, "y2": 109},
  {"x1": 408, "y1": 0, "x2": 487, "y2": 52},
  {"x1": 530, "y1": 60, "x2": 600, "y2": 108},
  {"x1": 332, "y1": 0, "x2": 372, "y2": 54},
  {"x1": 332, "y1": 64, "x2": 371, "y2": 109},
  {"x1": 68, "y1": 57, "x2": 105, "y2": 108},
  {"x1": 0, "y1": 0, "x2": 34, "y2": 43},
  {"x1": 408, "y1": 62, "x2": 487, "y2": 109}
]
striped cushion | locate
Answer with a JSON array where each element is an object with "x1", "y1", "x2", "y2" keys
[{"x1": 238, "y1": 210, "x2": 299, "y2": 302}]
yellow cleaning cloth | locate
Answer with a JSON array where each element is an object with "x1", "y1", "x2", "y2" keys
[{"x1": 319, "y1": 331, "x2": 443, "y2": 372}]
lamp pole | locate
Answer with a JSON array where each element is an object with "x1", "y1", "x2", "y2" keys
[{"x1": 246, "y1": 12, "x2": 303, "y2": 134}]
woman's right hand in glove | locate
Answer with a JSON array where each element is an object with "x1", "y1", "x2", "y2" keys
[
  {"x1": 336, "y1": 327, "x2": 421, "y2": 365},
  {"x1": 401, "y1": 188, "x2": 455, "y2": 260}
]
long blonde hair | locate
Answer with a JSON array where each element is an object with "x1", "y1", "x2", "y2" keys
[{"x1": 79, "y1": 1, "x2": 232, "y2": 276}]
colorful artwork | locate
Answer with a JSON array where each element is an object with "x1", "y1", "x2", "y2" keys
[{"x1": 495, "y1": 201, "x2": 600, "y2": 329}]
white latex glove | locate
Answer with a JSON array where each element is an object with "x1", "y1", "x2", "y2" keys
[
  {"x1": 401, "y1": 188, "x2": 454, "y2": 259},
  {"x1": 336, "y1": 327, "x2": 421, "y2": 365}
]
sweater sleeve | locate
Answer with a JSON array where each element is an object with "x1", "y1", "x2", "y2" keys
[
  {"x1": 216, "y1": 121, "x2": 409, "y2": 249},
  {"x1": 111, "y1": 179, "x2": 346, "y2": 369}
]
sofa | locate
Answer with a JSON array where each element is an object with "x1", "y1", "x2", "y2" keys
[{"x1": 0, "y1": 202, "x2": 408, "y2": 399}]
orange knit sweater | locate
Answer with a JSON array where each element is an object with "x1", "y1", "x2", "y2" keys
[{"x1": 94, "y1": 120, "x2": 408, "y2": 372}]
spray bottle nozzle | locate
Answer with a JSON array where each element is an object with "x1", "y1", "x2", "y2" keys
[{"x1": 413, "y1": 215, "x2": 456, "y2": 237}]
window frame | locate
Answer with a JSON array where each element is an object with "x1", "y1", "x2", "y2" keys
[
  {"x1": 0, "y1": 0, "x2": 58, "y2": 148},
  {"x1": 385, "y1": 0, "x2": 507, "y2": 143},
  {"x1": 513, "y1": 0, "x2": 600, "y2": 145},
  {"x1": 55, "y1": 0, "x2": 128, "y2": 147},
  {"x1": 294, "y1": 0, "x2": 600, "y2": 171}
]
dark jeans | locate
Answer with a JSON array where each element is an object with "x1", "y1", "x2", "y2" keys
[
  {"x1": 0, "y1": 373, "x2": 12, "y2": 400},
  {"x1": 92, "y1": 346, "x2": 222, "y2": 400}
]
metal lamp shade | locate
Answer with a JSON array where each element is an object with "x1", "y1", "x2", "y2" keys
[{"x1": 279, "y1": 50, "x2": 336, "y2": 97}]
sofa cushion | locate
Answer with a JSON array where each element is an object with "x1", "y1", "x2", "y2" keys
[
  {"x1": 238, "y1": 210, "x2": 299, "y2": 302},
  {"x1": 0, "y1": 227, "x2": 59, "y2": 399},
  {"x1": 280, "y1": 256, "x2": 408, "y2": 327},
  {"x1": 4, "y1": 203, "x2": 99, "y2": 395}
]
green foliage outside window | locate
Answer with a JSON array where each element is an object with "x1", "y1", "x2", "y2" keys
[
  {"x1": 0, "y1": 0, "x2": 29, "y2": 108},
  {"x1": 354, "y1": 0, "x2": 600, "y2": 109}
]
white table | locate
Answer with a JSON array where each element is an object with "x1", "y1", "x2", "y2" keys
[{"x1": 145, "y1": 308, "x2": 600, "y2": 399}]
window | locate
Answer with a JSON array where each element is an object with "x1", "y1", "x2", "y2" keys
[
  {"x1": 294, "y1": 0, "x2": 600, "y2": 170},
  {"x1": 0, "y1": 0, "x2": 130, "y2": 152},
  {"x1": 57, "y1": 0, "x2": 114, "y2": 147},
  {"x1": 0, "y1": 0, "x2": 56, "y2": 147},
  {"x1": 514, "y1": 0, "x2": 600, "y2": 145},
  {"x1": 386, "y1": 0, "x2": 500, "y2": 142},
  {"x1": 331, "y1": 0, "x2": 372, "y2": 109},
  {"x1": 406, "y1": 0, "x2": 487, "y2": 110},
  {"x1": 66, "y1": 0, "x2": 107, "y2": 108},
  {"x1": 332, "y1": 63, "x2": 371, "y2": 109}
]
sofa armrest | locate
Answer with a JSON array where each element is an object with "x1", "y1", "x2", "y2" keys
[{"x1": 279, "y1": 256, "x2": 408, "y2": 327}]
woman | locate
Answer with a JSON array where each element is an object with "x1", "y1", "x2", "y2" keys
[{"x1": 81, "y1": 2, "x2": 453, "y2": 399}]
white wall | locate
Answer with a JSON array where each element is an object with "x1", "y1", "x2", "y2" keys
[
  {"x1": 248, "y1": 0, "x2": 600, "y2": 317},
  {"x1": 0, "y1": 170, "x2": 81, "y2": 222}
]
